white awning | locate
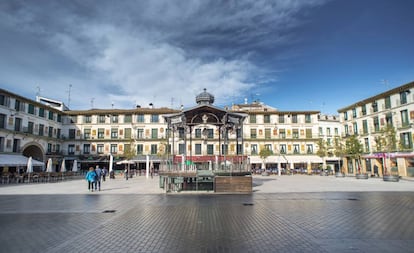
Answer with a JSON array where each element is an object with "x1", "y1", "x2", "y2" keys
[
  {"x1": 249, "y1": 155, "x2": 323, "y2": 164},
  {"x1": 0, "y1": 154, "x2": 44, "y2": 167}
]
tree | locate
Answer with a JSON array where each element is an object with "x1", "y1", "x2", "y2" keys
[
  {"x1": 345, "y1": 135, "x2": 364, "y2": 174},
  {"x1": 259, "y1": 146, "x2": 273, "y2": 173},
  {"x1": 333, "y1": 136, "x2": 346, "y2": 174},
  {"x1": 123, "y1": 140, "x2": 137, "y2": 174},
  {"x1": 316, "y1": 138, "x2": 328, "y2": 172},
  {"x1": 374, "y1": 124, "x2": 398, "y2": 175}
]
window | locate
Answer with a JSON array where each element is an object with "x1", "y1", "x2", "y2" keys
[
  {"x1": 83, "y1": 115, "x2": 91, "y2": 123},
  {"x1": 250, "y1": 114, "x2": 256, "y2": 123},
  {"x1": 48, "y1": 127, "x2": 53, "y2": 137},
  {"x1": 84, "y1": 129, "x2": 91, "y2": 139},
  {"x1": 98, "y1": 128, "x2": 105, "y2": 139},
  {"x1": 207, "y1": 144, "x2": 214, "y2": 155},
  {"x1": 344, "y1": 125, "x2": 349, "y2": 135},
  {"x1": 99, "y1": 115, "x2": 106, "y2": 123},
  {"x1": 265, "y1": 128, "x2": 271, "y2": 139},
  {"x1": 353, "y1": 122, "x2": 358, "y2": 134},
  {"x1": 372, "y1": 102, "x2": 378, "y2": 112},
  {"x1": 124, "y1": 128, "x2": 131, "y2": 139},
  {"x1": 39, "y1": 108, "x2": 45, "y2": 117},
  {"x1": 400, "y1": 91, "x2": 408, "y2": 105},
  {"x1": 97, "y1": 144, "x2": 104, "y2": 154},
  {"x1": 364, "y1": 138, "x2": 370, "y2": 152},
  {"x1": 83, "y1": 144, "x2": 91, "y2": 154},
  {"x1": 352, "y1": 108, "x2": 357, "y2": 118},
  {"x1": 151, "y1": 114, "x2": 159, "y2": 123},
  {"x1": 137, "y1": 128, "x2": 144, "y2": 139},
  {"x1": 306, "y1": 129, "x2": 312, "y2": 138},
  {"x1": 373, "y1": 117, "x2": 380, "y2": 132},
  {"x1": 307, "y1": 144, "x2": 313, "y2": 154},
  {"x1": 207, "y1": 129, "x2": 214, "y2": 138},
  {"x1": 264, "y1": 144, "x2": 272, "y2": 152},
  {"x1": 0, "y1": 137, "x2": 4, "y2": 152},
  {"x1": 137, "y1": 114, "x2": 144, "y2": 123},
  {"x1": 362, "y1": 120, "x2": 368, "y2": 134},
  {"x1": 15, "y1": 99, "x2": 21, "y2": 111},
  {"x1": 68, "y1": 144, "x2": 75, "y2": 155},
  {"x1": 151, "y1": 128, "x2": 158, "y2": 139},
  {"x1": 28, "y1": 104, "x2": 35, "y2": 114},
  {"x1": 0, "y1": 94, "x2": 10, "y2": 106},
  {"x1": 305, "y1": 114, "x2": 311, "y2": 123},
  {"x1": 334, "y1": 128, "x2": 339, "y2": 136},
  {"x1": 250, "y1": 129, "x2": 257, "y2": 139},
  {"x1": 279, "y1": 144, "x2": 286, "y2": 154},
  {"x1": 292, "y1": 129, "x2": 299, "y2": 139},
  {"x1": 401, "y1": 110, "x2": 409, "y2": 127},
  {"x1": 124, "y1": 114, "x2": 132, "y2": 123},
  {"x1": 124, "y1": 144, "x2": 131, "y2": 153},
  {"x1": 279, "y1": 129, "x2": 286, "y2": 139},
  {"x1": 0, "y1": 114, "x2": 5, "y2": 129},
  {"x1": 326, "y1": 128, "x2": 331, "y2": 136},
  {"x1": 385, "y1": 96, "x2": 391, "y2": 109},
  {"x1": 385, "y1": 112, "x2": 393, "y2": 126},
  {"x1": 361, "y1": 105, "x2": 367, "y2": 115},
  {"x1": 112, "y1": 115, "x2": 118, "y2": 123},
  {"x1": 178, "y1": 128, "x2": 185, "y2": 139},
  {"x1": 111, "y1": 128, "x2": 118, "y2": 139},
  {"x1": 68, "y1": 129, "x2": 75, "y2": 139},
  {"x1": 278, "y1": 115, "x2": 285, "y2": 123},
  {"x1": 292, "y1": 114, "x2": 298, "y2": 123},
  {"x1": 237, "y1": 144, "x2": 243, "y2": 155},
  {"x1": 195, "y1": 129, "x2": 202, "y2": 138},
  {"x1": 14, "y1": 117, "x2": 22, "y2": 132},
  {"x1": 38, "y1": 124, "x2": 44, "y2": 136},
  {"x1": 150, "y1": 144, "x2": 157, "y2": 154},
  {"x1": 400, "y1": 132, "x2": 413, "y2": 149},
  {"x1": 110, "y1": 144, "x2": 118, "y2": 154},
  {"x1": 48, "y1": 111, "x2": 54, "y2": 120},
  {"x1": 137, "y1": 144, "x2": 143, "y2": 154},
  {"x1": 47, "y1": 143, "x2": 52, "y2": 153},
  {"x1": 319, "y1": 127, "x2": 323, "y2": 136},
  {"x1": 28, "y1": 122, "x2": 34, "y2": 134},
  {"x1": 251, "y1": 144, "x2": 257, "y2": 155},
  {"x1": 57, "y1": 114, "x2": 61, "y2": 123},
  {"x1": 195, "y1": 144, "x2": 202, "y2": 155},
  {"x1": 179, "y1": 144, "x2": 185, "y2": 154},
  {"x1": 343, "y1": 111, "x2": 348, "y2": 121},
  {"x1": 293, "y1": 144, "x2": 300, "y2": 154},
  {"x1": 221, "y1": 144, "x2": 228, "y2": 155},
  {"x1": 264, "y1": 115, "x2": 270, "y2": 123}
]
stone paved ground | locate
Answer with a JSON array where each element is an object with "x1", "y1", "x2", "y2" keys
[{"x1": 0, "y1": 175, "x2": 413, "y2": 252}]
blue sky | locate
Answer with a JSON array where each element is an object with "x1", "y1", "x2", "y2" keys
[{"x1": 0, "y1": 0, "x2": 413, "y2": 115}]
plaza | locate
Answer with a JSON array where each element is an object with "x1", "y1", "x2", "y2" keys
[{"x1": 0, "y1": 175, "x2": 413, "y2": 253}]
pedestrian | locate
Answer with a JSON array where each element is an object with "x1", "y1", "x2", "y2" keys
[
  {"x1": 102, "y1": 166, "x2": 107, "y2": 182},
  {"x1": 95, "y1": 165, "x2": 102, "y2": 191},
  {"x1": 124, "y1": 168, "x2": 128, "y2": 180},
  {"x1": 85, "y1": 167, "x2": 97, "y2": 192},
  {"x1": 374, "y1": 165, "x2": 379, "y2": 177}
]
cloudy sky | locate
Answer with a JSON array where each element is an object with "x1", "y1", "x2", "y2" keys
[{"x1": 1, "y1": 0, "x2": 413, "y2": 114}]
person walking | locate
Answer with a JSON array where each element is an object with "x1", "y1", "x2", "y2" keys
[
  {"x1": 124, "y1": 168, "x2": 128, "y2": 180},
  {"x1": 85, "y1": 167, "x2": 97, "y2": 192},
  {"x1": 102, "y1": 166, "x2": 107, "y2": 182},
  {"x1": 95, "y1": 165, "x2": 102, "y2": 191}
]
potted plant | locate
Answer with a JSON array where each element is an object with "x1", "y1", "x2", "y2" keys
[
  {"x1": 375, "y1": 124, "x2": 399, "y2": 182},
  {"x1": 333, "y1": 136, "x2": 346, "y2": 177},
  {"x1": 345, "y1": 135, "x2": 368, "y2": 179},
  {"x1": 259, "y1": 146, "x2": 273, "y2": 176}
]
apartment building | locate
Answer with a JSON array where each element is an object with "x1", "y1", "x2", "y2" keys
[
  {"x1": 338, "y1": 81, "x2": 414, "y2": 177},
  {"x1": 0, "y1": 88, "x2": 343, "y2": 177}
]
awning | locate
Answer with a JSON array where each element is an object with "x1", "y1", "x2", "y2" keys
[
  {"x1": 249, "y1": 155, "x2": 323, "y2": 164},
  {"x1": 0, "y1": 154, "x2": 44, "y2": 167}
]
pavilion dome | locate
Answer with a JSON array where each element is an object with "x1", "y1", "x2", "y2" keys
[{"x1": 196, "y1": 88, "x2": 215, "y2": 105}]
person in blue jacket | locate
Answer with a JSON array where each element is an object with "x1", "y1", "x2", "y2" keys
[{"x1": 85, "y1": 167, "x2": 97, "y2": 192}]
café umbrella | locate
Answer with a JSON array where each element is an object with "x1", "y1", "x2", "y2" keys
[
  {"x1": 72, "y1": 160, "x2": 78, "y2": 172},
  {"x1": 27, "y1": 156, "x2": 33, "y2": 183},
  {"x1": 46, "y1": 158, "x2": 53, "y2": 173},
  {"x1": 60, "y1": 159, "x2": 66, "y2": 172}
]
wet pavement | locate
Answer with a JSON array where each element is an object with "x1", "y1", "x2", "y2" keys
[{"x1": 0, "y1": 176, "x2": 413, "y2": 252}]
